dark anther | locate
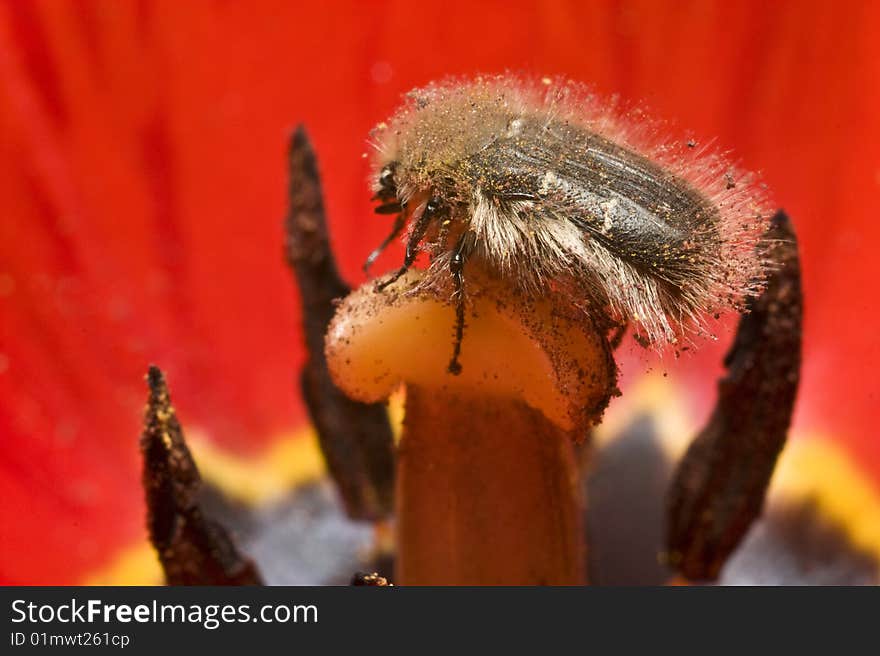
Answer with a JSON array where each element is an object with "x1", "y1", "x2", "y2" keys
[
  {"x1": 351, "y1": 572, "x2": 393, "y2": 586},
  {"x1": 141, "y1": 365, "x2": 263, "y2": 585},
  {"x1": 665, "y1": 210, "x2": 802, "y2": 581},
  {"x1": 285, "y1": 125, "x2": 396, "y2": 521}
]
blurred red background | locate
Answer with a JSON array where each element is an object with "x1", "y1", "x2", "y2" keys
[{"x1": 1, "y1": 0, "x2": 878, "y2": 584}]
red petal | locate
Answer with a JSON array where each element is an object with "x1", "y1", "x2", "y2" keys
[{"x1": 0, "y1": 1, "x2": 877, "y2": 583}]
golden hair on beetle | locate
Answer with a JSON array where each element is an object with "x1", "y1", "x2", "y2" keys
[{"x1": 366, "y1": 74, "x2": 772, "y2": 373}]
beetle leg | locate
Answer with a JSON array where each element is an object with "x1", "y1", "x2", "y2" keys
[
  {"x1": 363, "y1": 212, "x2": 406, "y2": 275},
  {"x1": 375, "y1": 204, "x2": 435, "y2": 291},
  {"x1": 447, "y1": 231, "x2": 476, "y2": 375}
]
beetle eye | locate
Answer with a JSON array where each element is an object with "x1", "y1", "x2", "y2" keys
[
  {"x1": 426, "y1": 197, "x2": 442, "y2": 214},
  {"x1": 379, "y1": 164, "x2": 396, "y2": 189}
]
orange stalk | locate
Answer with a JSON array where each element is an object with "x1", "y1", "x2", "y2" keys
[
  {"x1": 325, "y1": 271, "x2": 616, "y2": 584},
  {"x1": 397, "y1": 387, "x2": 584, "y2": 584}
]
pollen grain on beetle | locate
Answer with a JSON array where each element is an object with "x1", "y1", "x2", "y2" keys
[{"x1": 363, "y1": 74, "x2": 772, "y2": 371}]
